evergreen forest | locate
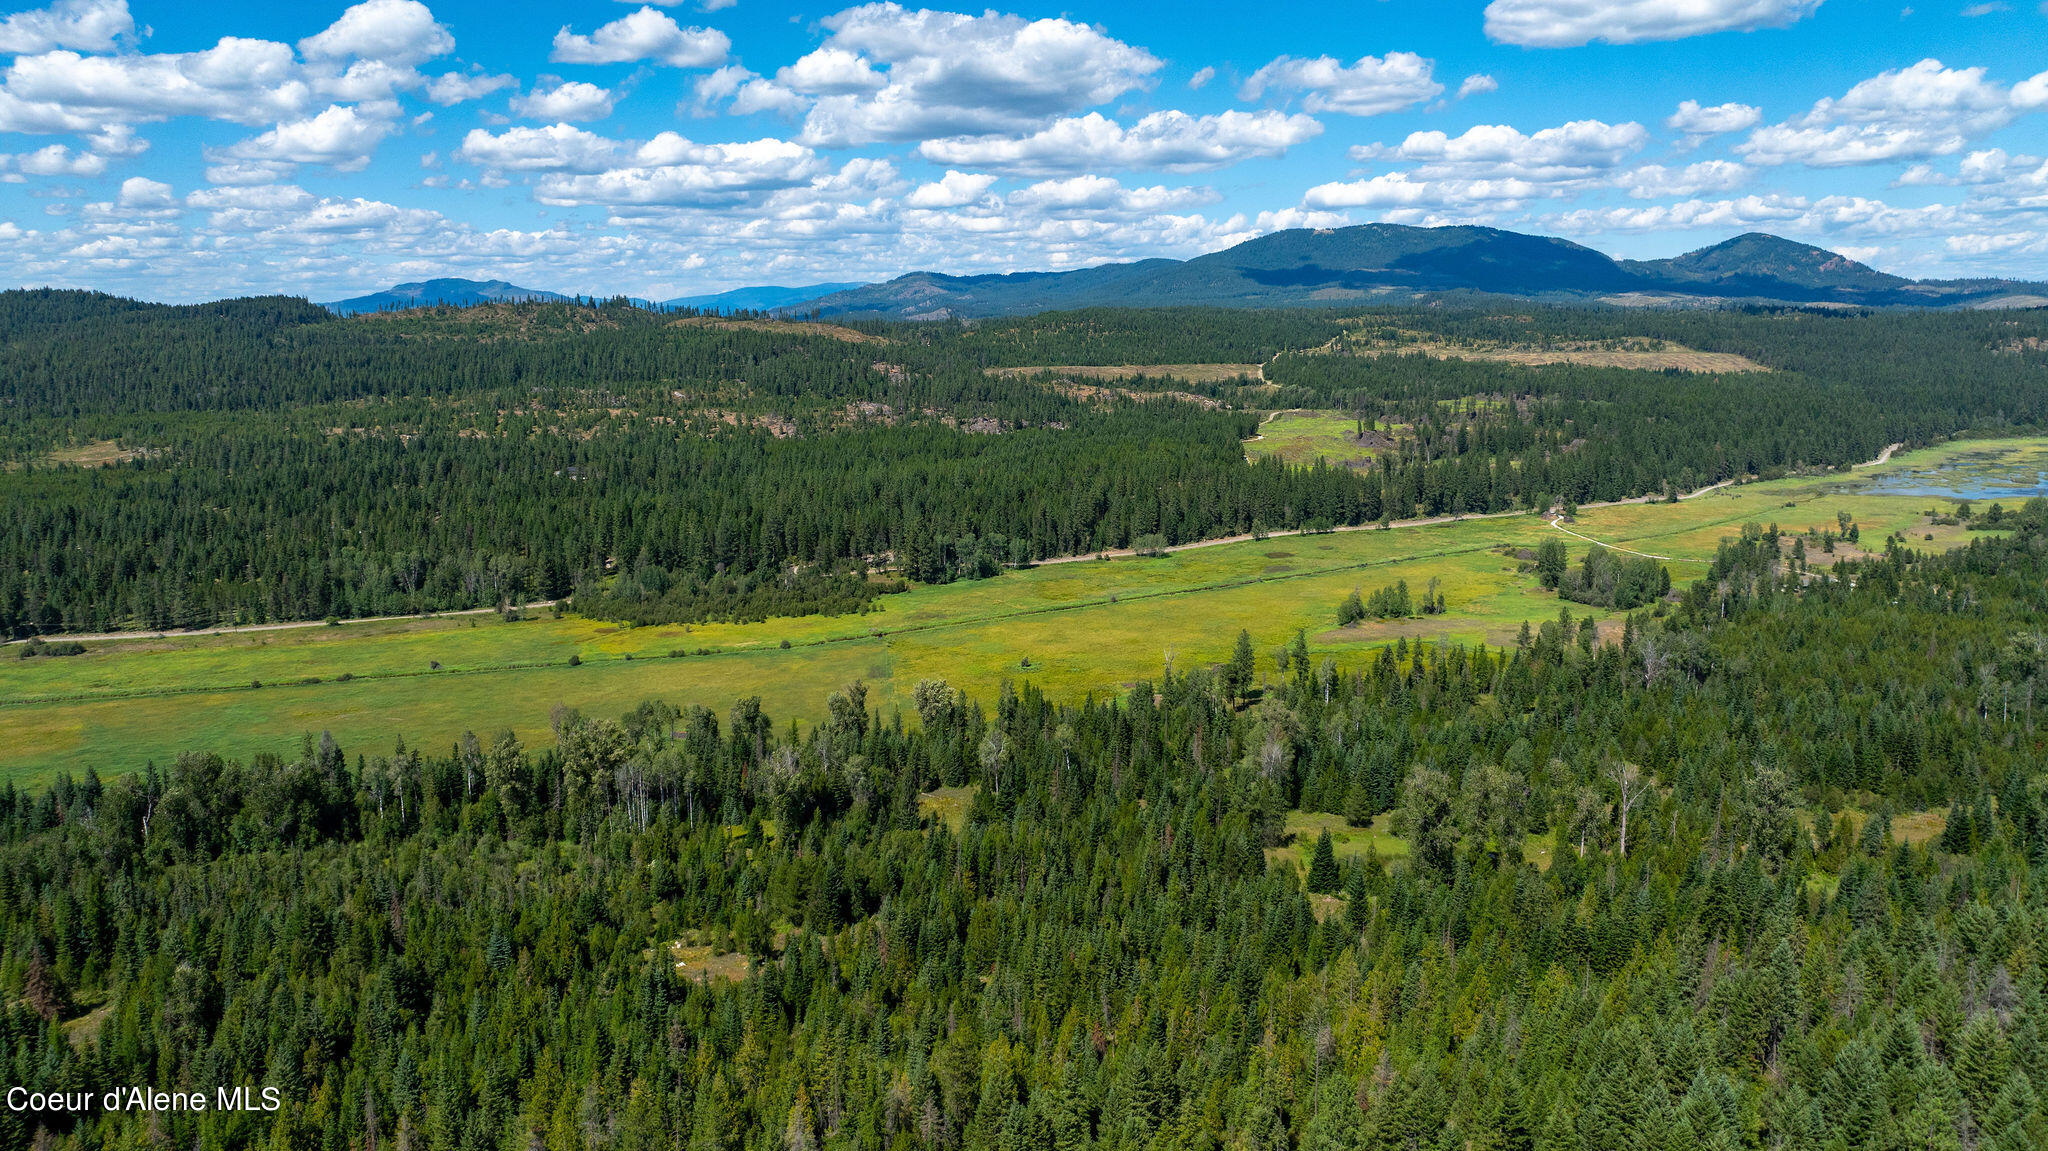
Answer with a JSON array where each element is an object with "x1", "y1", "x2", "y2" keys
[
  {"x1": 5, "y1": 294, "x2": 2048, "y2": 636},
  {"x1": 7, "y1": 489, "x2": 2048, "y2": 1151}
]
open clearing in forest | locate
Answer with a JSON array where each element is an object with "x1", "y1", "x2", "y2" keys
[
  {"x1": 37, "y1": 440, "x2": 149, "y2": 467},
  {"x1": 918, "y1": 786, "x2": 978, "y2": 834},
  {"x1": 1243, "y1": 410, "x2": 1391, "y2": 469},
  {"x1": 985, "y1": 363, "x2": 1264, "y2": 384},
  {"x1": 1270, "y1": 811, "x2": 1412, "y2": 872},
  {"x1": 1376, "y1": 345, "x2": 1767, "y2": 372},
  {"x1": 1338, "y1": 334, "x2": 1769, "y2": 373},
  {"x1": 0, "y1": 437, "x2": 2034, "y2": 786}
]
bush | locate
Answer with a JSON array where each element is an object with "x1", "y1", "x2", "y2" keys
[
  {"x1": 1337, "y1": 590, "x2": 1365, "y2": 626},
  {"x1": 17, "y1": 638, "x2": 86, "y2": 659},
  {"x1": 568, "y1": 654, "x2": 582, "y2": 667}
]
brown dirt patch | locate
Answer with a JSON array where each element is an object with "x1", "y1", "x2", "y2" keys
[
  {"x1": 1318, "y1": 617, "x2": 1522, "y2": 647},
  {"x1": 669, "y1": 316, "x2": 887, "y2": 344},
  {"x1": 670, "y1": 942, "x2": 752, "y2": 983},
  {"x1": 42, "y1": 440, "x2": 150, "y2": 467},
  {"x1": 1339, "y1": 334, "x2": 1766, "y2": 373},
  {"x1": 987, "y1": 363, "x2": 1264, "y2": 384}
]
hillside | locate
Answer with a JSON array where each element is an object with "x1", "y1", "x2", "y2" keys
[
  {"x1": 800, "y1": 224, "x2": 2047, "y2": 318},
  {"x1": 1624, "y1": 232, "x2": 1908, "y2": 293},
  {"x1": 324, "y1": 277, "x2": 571, "y2": 315},
  {"x1": 663, "y1": 282, "x2": 869, "y2": 312}
]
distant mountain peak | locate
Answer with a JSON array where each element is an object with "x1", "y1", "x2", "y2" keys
[
  {"x1": 662, "y1": 282, "x2": 870, "y2": 312},
  {"x1": 323, "y1": 277, "x2": 570, "y2": 315},
  {"x1": 1637, "y1": 232, "x2": 1907, "y2": 292}
]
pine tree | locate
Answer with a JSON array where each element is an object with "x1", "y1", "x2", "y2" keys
[
  {"x1": 22, "y1": 950, "x2": 66, "y2": 1021},
  {"x1": 1955, "y1": 1014, "x2": 2012, "y2": 1115},
  {"x1": 1496, "y1": 1075, "x2": 1536, "y2": 1151},
  {"x1": 1307, "y1": 829, "x2": 1340, "y2": 893},
  {"x1": 1227, "y1": 629, "x2": 1256, "y2": 700}
]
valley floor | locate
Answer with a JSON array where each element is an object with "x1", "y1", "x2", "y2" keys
[{"x1": 0, "y1": 436, "x2": 2026, "y2": 785}]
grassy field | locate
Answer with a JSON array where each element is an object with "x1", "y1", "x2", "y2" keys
[
  {"x1": 1335, "y1": 332, "x2": 1769, "y2": 374},
  {"x1": 917, "y1": 786, "x2": 978, "y2": 834},
  {"x1": 1243, "y1": 410, "x2": 1388, "y2": 469},
  {"x1": 0, "y1": 436, "x2": 2034, "y2": 786},
  {"x1": 1269, "y1": 810, "x2": 1412, "y2": 872}
]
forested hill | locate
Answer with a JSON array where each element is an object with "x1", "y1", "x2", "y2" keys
[
  {"x1": 7, "y1": 500, "x2": 2048, "y2": 1151},
  {"x1": 2, "y1": 295, "x2": 2046, "y2": 636},
  {"x1": 798, "y1": 225, "x2": 2048, "y2": 318}
]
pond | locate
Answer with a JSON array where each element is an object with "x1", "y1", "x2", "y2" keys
[{"x1": 1864, "y1": 446, "x2": 2048, "y2": 502}]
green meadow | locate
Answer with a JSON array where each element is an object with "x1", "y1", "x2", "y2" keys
[
  {"x1": 0, "y1": 436, "x2": 2031, "y2": 785},
  {"x1": 1243, "y1": 409, "x2": 1384, "y2": 469}
]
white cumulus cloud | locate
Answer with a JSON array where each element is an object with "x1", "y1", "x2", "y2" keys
[
  {"x1": 1356, "y1": 119, "x2": 1650, "y2": 182},
  {"x1": 1622, "y1": 160, "x2": 1751, "y2": 198},
  {"x1": 789, "y1": 3, "x2": 1162, "y2": 146},
  {"x1": 116, "y1": 175, "x2": 174, "y2": 208},
  {"x1": 2, "y1": 39, "x2": 313, "y2": 129},
  {"x1": 423, "y1": 71, "x2": 516, "y2": 105},
  {"x1": 456, "y1": 123, "x2": 623, "y2": 172},
  {"x1": 512, "y1": 81, "x2": 615, "y2": 122},
  {"x1": 1667, "y1": 100, "x2": 1762, "y2": 137},
  {"x1": 14, "y1": 141, "x2": 106, "y2": 175},
  {"x1": 1458, "y1": 74, "x2": 1498, "y2": 99},
  {"x1": 904, "y1": 169, "x2": 997, "y2": 208},
  {"x1": 1239, "y1": 52, "x2": 1441, "y2": 116},
  {"x1": 298, "y1": 0, "x2": 454, "y2": 67},
  {"x1": 1303, "y1": 171, "x2": 1546, "y2": 211},
  {"x1": 550, "y1": 7, "x2": 729, "y2": 69},
  {"x1": 0, "y1": 0, "x2": 132, "y2": 55},
  {"x1": 1739, "y1": 59, "x2": 2037, "y2": 166},
  {"x1": 218, "y1": 104, "x2": 397, "y2": 172},
  {"x1": 535, "y1": 134, "x2": 825, "y2": 207},
  {"x1": 1006, "y1": 175, "x2": 1215, "y2": 216},
  {"x1": 1484, "y1": 0, "x2": 1824, "y2": 47},
  {"x1": 917, "y1": 109, "x2": 1320, "y2": 176}
]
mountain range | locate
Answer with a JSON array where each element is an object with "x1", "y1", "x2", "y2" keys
[
  {"x1": 320, "y1": 227, "x2": 2048, "y2": 321},
  {"x1": 662, "y1": 282, "x2": 869, "y2": 312},
  {"x1": 798, "y1": 227, "x2": 2048, "y2": 318},
  {"x1": 322, "y1": 278, "x2": 868, "y2": 316},
  {"x1": 323, "y1": 278, "x2": 574, "y2": 315}
]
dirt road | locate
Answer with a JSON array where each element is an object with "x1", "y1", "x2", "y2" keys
[{"x1": 6, "y1": 600, "x2": 563, "y2": 646}]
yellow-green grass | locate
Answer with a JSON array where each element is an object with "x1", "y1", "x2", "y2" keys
[
  {"x1": 2, "y1": 436, "x2": 2041, "y2": 786},
  {"x1": 1565, "y1": 447, "x2": 2025, "y2": 563},
  {"x1": 1343, "y1": 336, "x2": 1768, "y2": 374},
  {"x1": 1269, "y1": 811, "x2": 1559, "y2": 876},
  {"x1": 1806, "y1": 806, "x2": 1949, "y2": 849},
  {"x1": 918, "y1": 786, "x2": 978, "y2": 833},
  {"x1": 1268, "y1": 811, "x2": 1412, "y2": 877},
  {"x1": 668, "y1": 934, "x2": 754, "y2": 983},
  {"x1": 0, "y1": 520, "x2": 1579, "y2": 783},
  {"x1": 40, "y1": 440, "x2": 148, "y2": 467},
  {"x1": 1244, "y1": 410, "x2": 1387, "y2": 470}
]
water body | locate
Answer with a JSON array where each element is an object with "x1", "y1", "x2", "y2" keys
[{"x1": 1866, "y1": 462, "x2": 2048, "y2": 502}]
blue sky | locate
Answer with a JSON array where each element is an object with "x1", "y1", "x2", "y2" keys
[{"x1": 0, "y1": 0, "x2": 2044, "y2": 301}]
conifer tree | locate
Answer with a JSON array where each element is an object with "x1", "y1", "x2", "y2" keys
[{"x1": 1307, "y1": 829, "x2": 1340, "y2": 893}]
